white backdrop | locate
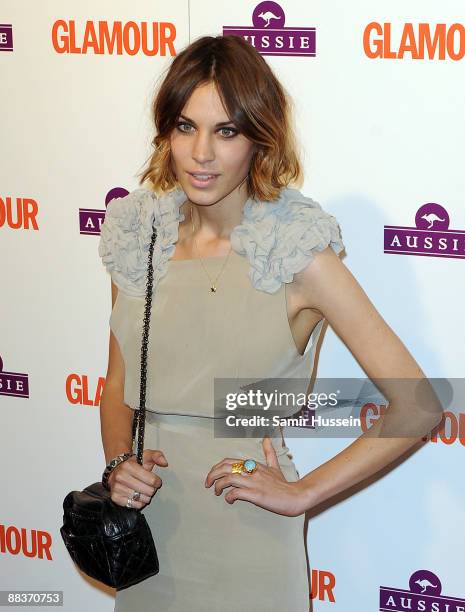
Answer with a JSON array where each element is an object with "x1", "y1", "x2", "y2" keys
[{"x1": 1, "y1": 1, "x2": 464, "y2": 610}]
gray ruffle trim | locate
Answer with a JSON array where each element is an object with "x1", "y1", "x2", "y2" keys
[{"x1": 98, "y1": 186, "x2": 345, "y2": 296}]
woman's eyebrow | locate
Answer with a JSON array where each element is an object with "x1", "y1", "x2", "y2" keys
[{"x1": 179, "y1": 114, "x2": 236, "y2": 127}]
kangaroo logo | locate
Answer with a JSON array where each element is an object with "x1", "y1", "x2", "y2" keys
[
  {"x1": 252, "y1": 2, "x2": 286, "y2": 29},
  {"x1": 409, "y1": 570, "x2": 442, "y2": 596},
  {"x1": 420, "y1": 212, "x2": 446, "y2": 229},
  {"x1": 414, "y1": 578, "x2": 439, "y2": 593},
  {"x1": 415, "y1": 203, "x2": 449, "y2": 230},
  {"x1": 257, "y1": 10, "x2": 281, "y2": 27}
]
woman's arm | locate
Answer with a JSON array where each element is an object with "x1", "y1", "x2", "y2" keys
[
  {"x1": 99, "y1": 281, "x2": 134, "y2": 464},
  {"x1": 292, "y1": 247, "x2": 443, "y2": 510},
  {"x1": 99, "y1": 282, "x2": 168, "y2": 509}
]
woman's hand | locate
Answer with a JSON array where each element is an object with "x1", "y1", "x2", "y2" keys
[
  {"x1": 204, "y1": 437, "x2": 309, "y2": 517},
  {"x1": 108, "y1": 449, "x2": 168, "y2": 509}
]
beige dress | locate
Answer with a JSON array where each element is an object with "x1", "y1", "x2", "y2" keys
[{"x1": 98, "y1": 185, "x2": 345, "y2": 612}]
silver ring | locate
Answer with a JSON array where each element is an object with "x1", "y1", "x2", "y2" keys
[
  {"x1": 131, "y1": 490, "x2": 141, "y2": 501},
  {"x1": 126, "y1": 497, "x2": 133, "y2": 508}
]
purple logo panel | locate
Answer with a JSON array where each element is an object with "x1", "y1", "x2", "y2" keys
[
  {"x1": 79, "y1": 187, "x2": 129, "y2": 235},
  {"x1": 0, "y1": 355, "x2": 29, "y2": 398},
  {"x1": 384, "y1": 203, "x2": 465, "y2": 259},
  {"x1": 380, "y1": 570, "x2": 464, "y2": 611},
  {"x1": 223, "y1": 2, "x2": 316, "y2": 57},
  {"x1": 0, "y1": 24, "x2": 13, "y2": 52},
  {"x1": 79, "y1": 209, "x2": 105, "y2": 235}
]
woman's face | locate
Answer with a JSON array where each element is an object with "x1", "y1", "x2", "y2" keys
[{"x1": 169, "y1": 82, "x2": 255, "y2": 204}]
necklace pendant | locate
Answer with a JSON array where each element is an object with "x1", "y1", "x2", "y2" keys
[{"x1": 210, "y1": 286, "x2": 217, "y2": 293}]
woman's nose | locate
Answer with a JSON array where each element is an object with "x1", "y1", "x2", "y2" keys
[{"x1": 191, "y1": 132, "x2": 215, "y2": 163}]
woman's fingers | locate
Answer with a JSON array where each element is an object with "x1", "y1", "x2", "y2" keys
[
  {"x1": 110, "y1": 475, "x2": 155, "y2": 508},
  {"x1": 114, "y1": 466, "x2": 161, "y2": 498},
  {"x1": 108, "y1": 457, "x2": 164, "y2": 508},
  {"x1": 143, "y1": 448, "x2": 169, "y2": 467},
  {"x1": 212, "y1": 473, "x2": 256, "y2": 496},
  {"x1": 205, "y1": 459, "x2": 262, "y2": 488},
  {"x1": 111, "y1": 490, "x2": 151, "y2": 509}
]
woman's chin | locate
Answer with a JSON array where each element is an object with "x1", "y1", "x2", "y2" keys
[{"x1": 178, "y1": 180, "x2": 225, "y2": 204}]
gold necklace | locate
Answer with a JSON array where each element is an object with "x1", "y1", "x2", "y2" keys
[{"x1": 190, "y1": 203, "x2": 232, "y2": 293}]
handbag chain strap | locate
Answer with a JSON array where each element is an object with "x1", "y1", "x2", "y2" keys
[{"x1": 131, "y1": 225, "x2": 157, "y2": 465}]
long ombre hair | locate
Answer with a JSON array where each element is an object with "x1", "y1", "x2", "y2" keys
[{"x1": 138, "y1": 35, "x2": 303, "y2": 202}]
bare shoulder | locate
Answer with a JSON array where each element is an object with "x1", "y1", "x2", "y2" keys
[
  {"x1": 290, "y1": 245, "x2": 375, "y2": 327},
  {"x1": 290, "y1": 246, "x2": 427, "y2": 382},
  {"x1": 289, "y1": 246, "x2": 348, "y2": 315}
]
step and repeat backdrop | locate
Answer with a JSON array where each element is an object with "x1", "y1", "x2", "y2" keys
[{"x1": 1, "y1": 1, "x2": 464, "y2": 610}]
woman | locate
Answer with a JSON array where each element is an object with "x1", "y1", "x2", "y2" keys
[{"x1": 98, "y1": 35, "x2": 441, "y2": 611}]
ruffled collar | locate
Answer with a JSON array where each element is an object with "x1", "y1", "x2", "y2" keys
[
  {"x1": 155, "y1": 185, "x2": 292, "y2": 293},
  {"x1": 99, "y1": 185, "x2": 344, "y2": 296},
  {"x1": 157, "y1": 185, "x2": 343, "y2": 294},
  {"x1": 145, "y1": 185, "x2": 255, "y2": 291}
]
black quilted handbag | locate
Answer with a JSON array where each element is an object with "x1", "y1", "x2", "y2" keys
[{"x1": 60, "y1": 226, "x2": 160, "y2": 591}]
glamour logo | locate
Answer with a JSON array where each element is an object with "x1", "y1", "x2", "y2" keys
[
  {"x1": 51, "y1": 19, "x2": 177, "y2": 56},
  {"x1": 0, "y1": 24, "x2": 13, "y2": 52},
  {"x1": 364, "y1": 22, "x2": 465, "y2": 60},
  {"x1": 361, "y1": 402, "x2": 389, "y2": 433},
  {"x1": 79, "y1": 187, "x2": 128, "y2": 235},
  {"x1": 0, "y1": 523, "x2": 52, "y2": 560},
  {"x1": 310, "y1": 568, "x2": 336, "y2": 603},
  {"x1": 364, "y1": 402, "x2": 465, "y2": 446},
  {"x1": 0, "y1": 195, "x2": 39, "y2": 230},
  {"x1": 66, "y1": 374, "x2": 105, "y2": 406},
  {"x1": 223, "y1": 1, "x2": 316, "y2": 57},
  {"x1": 0, "y1": 356, "x2": 29, "y2": 399},
  {"x1": 380, "y1": 570, "x2": 465, "y2": 611},
  {"x1": 427, "y1": 411, "x2": 465, "y2": 446},
  {"x1": 384, "y1": 203, "x2": 465, "y2": 259}
]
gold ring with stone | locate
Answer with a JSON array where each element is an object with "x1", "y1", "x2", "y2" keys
[{"x1": 231, "y1": 459, "x2": 258, "y2": 475}]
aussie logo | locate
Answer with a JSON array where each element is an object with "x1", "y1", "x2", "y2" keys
[
  {"x1": 380, "y1": 570, "x2": 465, "y2": 611},
  {"x1": 79, "y1": 187, "x2": 128, "y2": 235},
  {"x1": 223, "y1": 1, "x2": 316, "y2": 57},
  {"x1": 384, "y1": 203, "x2": 465, "y2": 259},
  {"x1": 0, "y1": 355, "x2": 29, "y2": 399},
  {"x1": 0, "y1": 24, "x2": 13, "y2": 52}
]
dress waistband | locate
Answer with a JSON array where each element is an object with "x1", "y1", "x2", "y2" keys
[
  {"x1": 145, "y1": 411, "x2": 221, "y2": 426},
  {"x1": 144, "y1": 410, "x2": 283, "y2": 438}
]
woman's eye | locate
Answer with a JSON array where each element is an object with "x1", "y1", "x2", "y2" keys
[
  {"x1": 176, "y1": 122, "x2": 192, "y2": 133},
  {"x1": 176, "y1": 122, "x2": 237, "y2": 138},
  {"x1": 219, "y1": 127, "x2": 237, "y2": 138}
]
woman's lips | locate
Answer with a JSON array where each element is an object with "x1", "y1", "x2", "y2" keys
[{"x1": 187, "y1": 172, "x2": 219, "y2": 188}]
